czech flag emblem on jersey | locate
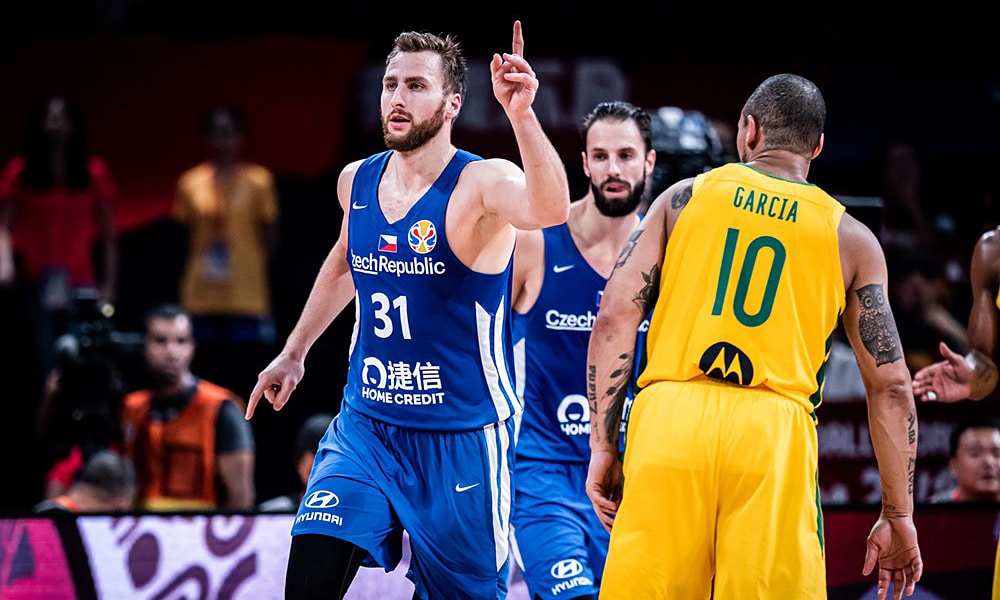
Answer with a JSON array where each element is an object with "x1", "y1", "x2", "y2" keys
[
  {"x1": 408, "y1": 219, "x2": 437, "y2": 254},
  {"x1": 379, "y1": 234, "x2": 397, "y2": 253}
]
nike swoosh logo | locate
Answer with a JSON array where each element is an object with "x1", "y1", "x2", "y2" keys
[
  {"x1": 455, "y1": 483, "x2": 480, "y2": 493},
  {"x1": 352, "y1": 202, "x2": 368, "y2": 209},
  {"x1": 553, "y1": 264, "x2": 575, "y2": 273}
]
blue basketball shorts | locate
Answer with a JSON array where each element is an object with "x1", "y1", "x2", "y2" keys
[
  {"x1": 510, "y1": 458, "x2": 608, "y2": 598},
  {"x1": 291, "y1": 402, "x2": 516, "y2": 600}
]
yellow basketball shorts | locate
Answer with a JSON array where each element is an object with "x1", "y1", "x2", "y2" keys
[{"x1": 601, "y1": 379, "x2": 826, "y2": 599}]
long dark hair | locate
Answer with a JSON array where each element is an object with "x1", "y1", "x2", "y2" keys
[{"x1": 20, "y1": 95, "x2": 92, "y2": 191}]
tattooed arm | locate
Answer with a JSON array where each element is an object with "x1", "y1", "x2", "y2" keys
[
  {"x1": 584, "y1": 179, "x2": 687, "y2": 532},
  {"x1": 838, "y1": 212, "x2": 923, "y2": 600}
]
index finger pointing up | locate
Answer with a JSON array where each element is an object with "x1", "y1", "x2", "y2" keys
[{"x1": 512, "y1": 20, "x2": 524, "y2": 56}]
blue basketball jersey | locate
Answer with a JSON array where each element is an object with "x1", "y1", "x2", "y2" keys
[
  {"x1": 513, "y1": 224, "x2": 605, "y2": 462},
  {"x1": 513, "y1": 223, "x2": 650, "y2": 461},
  {"x1": 345, "y1": 149, "x2": 520, "y2": 431}
]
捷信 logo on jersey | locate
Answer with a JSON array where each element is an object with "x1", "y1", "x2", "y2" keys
[
  {"x1": 361, "y1": 356, "x2": 387, "y2": 387},
  {"x1": 699, "y1": 341, "x2": 753, "y2": 386},
  {"x1": 408, "y1": 220, "x2": 437, "y2": 254},
  {"x1": 550, "y1": 558, "x2": 583, "y2": 579},
  {"x1": 304, "y1": 490, "x2": 340, "y2": 509}
]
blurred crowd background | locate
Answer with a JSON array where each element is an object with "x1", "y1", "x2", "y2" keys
[{"x1": 0, "y1": 4, "x2": 997, "y2": 512}]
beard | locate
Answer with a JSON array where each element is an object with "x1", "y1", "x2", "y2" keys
[
  {"x1": 592, "y1": 174, "x2": 646, "y2": 217},
  {"x1": 382, "y1": 100, "x2": 447, "y2": 152}
]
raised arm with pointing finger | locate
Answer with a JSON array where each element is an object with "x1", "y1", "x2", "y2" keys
[{"x1": 247, "y1": 22, "x2": 569, "y2": 600}]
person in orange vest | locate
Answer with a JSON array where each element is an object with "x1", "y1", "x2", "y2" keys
[{"x1": 122, "y1": 303, "x2": 255, "y2": 511}]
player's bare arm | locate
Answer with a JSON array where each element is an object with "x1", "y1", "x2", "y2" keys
[
  {"x1": 839, "y1": 214, "x2": 922, "y2": 599},
  {"x1": 246, "y1": 163, "x2": 360, "y2": 418},
  {"x1": 584, "y1": 180, "x2": 681, "y2": 531}
]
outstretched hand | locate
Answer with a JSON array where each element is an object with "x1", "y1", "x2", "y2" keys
[
  {"x1": 862, "y1": 515, "x2": 922, "y2": 600},
  {"x1": 245, "y1": 353, "x2": 305, "y2": 419},
  {"x1": 911, "y1": 341, "x2": 972, "y2": 403},
  {"x1": 489, "y1": 21, "x2": 538, "y2": 117}
]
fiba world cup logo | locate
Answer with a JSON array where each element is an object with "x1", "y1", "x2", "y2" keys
[{"x1": 408, "y1": 219, "x2": 437, "y2": 254}]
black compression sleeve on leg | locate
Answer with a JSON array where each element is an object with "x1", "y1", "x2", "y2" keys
[{"x1": 284, "y1": 534, "x2": 366, "y2": 600}]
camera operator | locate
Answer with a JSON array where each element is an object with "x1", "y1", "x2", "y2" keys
[{"x1": 36, "y1": 288, "x2": 143, "y2": 498}]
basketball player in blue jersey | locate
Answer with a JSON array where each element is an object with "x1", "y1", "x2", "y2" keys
[
  {"x1": 509, "y1": 101, "x2": 654, "y2": 600},
  {"x1": 244, "y1": 21, "x2": 570, "y2": 600}
]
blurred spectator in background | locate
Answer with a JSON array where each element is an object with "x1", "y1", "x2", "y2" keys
[
  {"x1": 122, "y1": 303, "x2": 255, "y2": 510},
  {"x1": 888, "y1": 250, "x2": 968, "y2": 374},
  {"x1": 929, "y1": 416, "x2": 1000, "y2": 503},
  {"x1": 878, "y1": 136, "x2": 935, "y2": 253},
  {"x1": 258, "y1": 412, "x2": 332, "y2": 512},
  {"x1": 0, "y1": 95, "x2": 117, "y2": 406},
  {"x1": 33, "y1": 449, "x2": 136, "y2": 514},
  {"x1": 172, "y1": 104, "x2": 279, "y2": 397}
]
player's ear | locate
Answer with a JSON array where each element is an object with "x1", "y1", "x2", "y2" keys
[
  {"x1": 744, "y1": 114, "x2": 761, "y2": 150},
  {"x1": 446, "y1": 94, "x2": 461, "y2": 120},
  {"x1": 811, "y1": 133, "x2": 824, "y2": 160}
]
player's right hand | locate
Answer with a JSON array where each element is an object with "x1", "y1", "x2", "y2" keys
[
  {"x1": 586, "y1": 448, "x2": 623, "y2": 533},
  {"x1": 911, "y1": 341, "x2": 973, "y2": 403},
  {"x1": 246, "y1": 353, "x2": 305, "y2": 419}
]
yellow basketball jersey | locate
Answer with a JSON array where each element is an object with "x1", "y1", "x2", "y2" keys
[{"x1": 639, "y1": 163, "x2": 846, "y2": 411}]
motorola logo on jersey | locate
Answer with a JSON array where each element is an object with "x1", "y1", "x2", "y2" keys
[
  {"x1": 550, "y1": 558, "x2": 583, "y2": 579},
  {"x1": 557, "y1": 394, "x2": 589, "y2": 436},
  {"x1": 408, "y1": 219, "x2": 437, "y2": 254},
  {"x1": 304, "y1": 490, "x2": 340, "y2": 508},
  {"x1": 699, "y1": 341, "x2": 754, "y2": 385}
]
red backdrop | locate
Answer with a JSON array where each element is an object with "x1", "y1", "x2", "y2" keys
[{"x1": 0, "y1": 34, "x2": 366, "y2": 232}]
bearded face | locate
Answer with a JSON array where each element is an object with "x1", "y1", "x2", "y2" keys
[
  {"x1": 382, "y1": 98, "x2": 447, "y2": 152},
  {"x1": 591, "y1": 171, "x2": 647, "y2": 217}
]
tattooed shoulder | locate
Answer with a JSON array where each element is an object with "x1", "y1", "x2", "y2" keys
[{"x1": 671, "y1": 184, "x2": 693, "y2": 209}]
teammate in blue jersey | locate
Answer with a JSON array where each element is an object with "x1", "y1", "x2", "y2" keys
[
  {"x1": 244, "y1": 21, "x2": 570, "y2": 600},
  {"x1": 509, "y1": 101, "x2": 655, "y2": 600}
]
